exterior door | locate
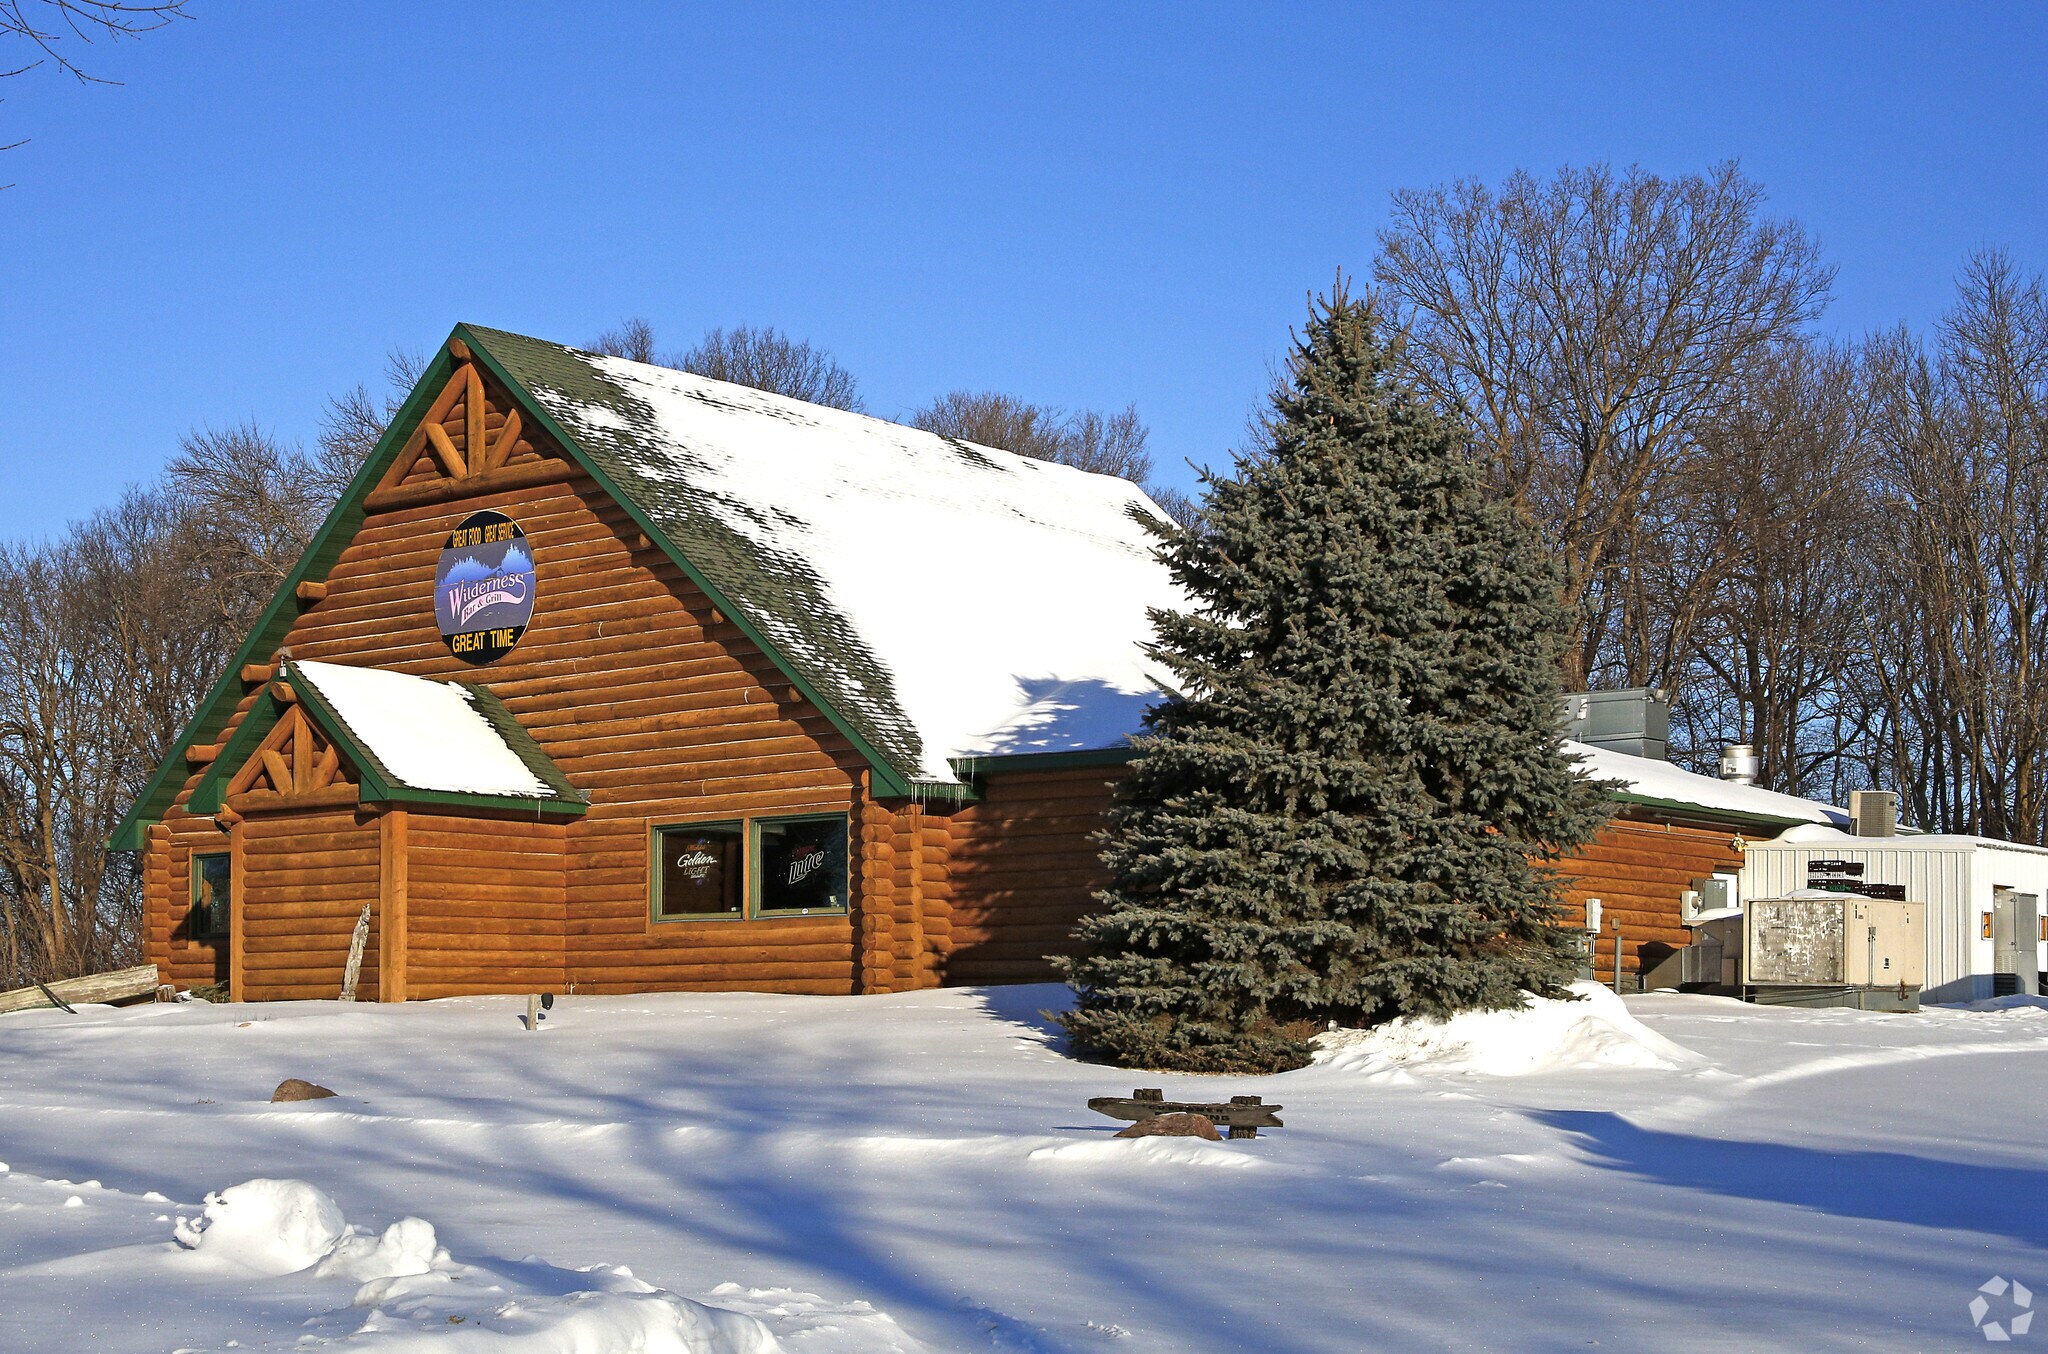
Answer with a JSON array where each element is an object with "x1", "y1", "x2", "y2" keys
[{"x1": 1992, "y1": 889, "x2": 2040, "y2": 997}]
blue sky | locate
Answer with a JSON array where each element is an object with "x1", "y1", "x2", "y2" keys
[{"x1": 2, "y1": 3, "x2": 2044, "y2": 539}]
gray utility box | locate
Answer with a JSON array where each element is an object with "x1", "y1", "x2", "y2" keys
[{"x1": 1746, "y1": 895, "x2": 1925, "y2": 992}]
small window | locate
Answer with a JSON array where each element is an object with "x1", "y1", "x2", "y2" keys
[
  {"x1": 650, "y1": 814, "x2": 851, "y2": 922},
  {"x1": 754, "y1": 815, "x2": 849, "y2": 915},
  {"x1": 191, "y1": 853, "x2": 231, "y2": 941},
  {"x1": 654, "y1": 822, "x2": 745, "y2": 920}
]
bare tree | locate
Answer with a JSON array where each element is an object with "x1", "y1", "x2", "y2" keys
[
  {"x1": 3, "y1": 0, "x2": 190, "y2": 158},
  {"x1": 1857, "y1": 251, "x2": 2048, "y2": 842},
  {"x1": 676, "y1": 325, "x2": 864, "y2": 411},
  {"x1": 588, "y1": 317, "x2": 659, "y2": 365},
  {"x1": 910, "y1": 391, "x2": 1155, "y2": 479},
  {"x1": 1374, "y1": 162, "x2": 1835, "y2": 687},
  {"x1": 586, "y1": 319, "x2": 867, "y2": 412},
  {"x1": 2, "y1": 0, "x2": 187, "y2": 82},
  {"x1": 1661, "y1": 340, "x2": 1879, "y2": 797},
  {"x1": 164, "y1": 422, "x2": 336, "y2": 631},
  {"x1": 317, "y1": 346, "x2": 425, "y2": 487}
]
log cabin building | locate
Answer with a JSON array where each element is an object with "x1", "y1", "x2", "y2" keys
[{"x1": 115, "y1": 326, "x2": 1844, "y2": 1002}]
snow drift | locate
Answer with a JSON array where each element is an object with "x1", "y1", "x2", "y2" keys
[
  {"x1": 168, "y1": 1178, "x2": 782, "y2": 1352},
  {"x1": 1313, "y1": 981, "x2": 1702, "y2": 1077}
]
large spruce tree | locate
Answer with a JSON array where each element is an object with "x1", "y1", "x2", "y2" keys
[{"x1": 1059, "y1": 287, "x2": 1610, "y2": 1073}]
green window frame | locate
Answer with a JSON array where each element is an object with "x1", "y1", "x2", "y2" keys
[
  {"x1": 750, "y1": 814, "x2": 851, "y2": 917},
  {"x1": 191, "y1": 851, "x2": 231, "y2": 942},
  {"x1": 650, "y1": 812, "x2": 851, "y2": 923}
]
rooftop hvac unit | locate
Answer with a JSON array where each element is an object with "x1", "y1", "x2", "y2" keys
[
  {"x1": 1745, "y1": 894, "x2": 1924, "y2": 991},
  {"x1": 1559, "y1": 688, "x2": 1670, "y2": 760},
  {"x1": 1850, "y1": 790, "x2": 1899, "y2": 838}
]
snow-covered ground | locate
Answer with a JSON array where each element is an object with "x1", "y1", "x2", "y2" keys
[{"x1": 2, "y1": 983, "x2": 2045, "y2": 1352}]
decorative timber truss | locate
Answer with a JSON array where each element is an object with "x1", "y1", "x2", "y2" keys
[
  {"x1": 363, "y1": 339, "x2": 564, "y2": 513},
  {"x1": 223, "y1": 690, "x2": 349, "y2": 805}
]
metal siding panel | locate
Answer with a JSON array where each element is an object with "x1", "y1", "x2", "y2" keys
[{"x1": 1741, "y1": 843, "x2": 1982, "y2": 999}]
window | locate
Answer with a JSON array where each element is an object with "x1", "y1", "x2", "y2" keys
[
  {"x1": 653, "y1": 822, "x2": 746, "y2": 920},
  {"x1": 754, "y1": 815, "x2": 849, "y2": 915},
  {"x1": 651, "y1": 814, "x2": 850, "y2": 922},
  {"x1": 191, "y1": 853, "x2": 231, "y2": 941}
]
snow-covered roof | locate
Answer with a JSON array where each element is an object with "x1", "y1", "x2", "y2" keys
[
  {"x1": 1566, "y1": 741, "x2": 1848, "y2": 830},
  {"x1": 1757, "y1": 823, "x2": 2048, "y2": 856},
  {"x1": 291, "y1": 660, "x2": 576, "y2": 803},
  {"x1": 472, "y1": 326, "x2": 1183, "y2": 787}
]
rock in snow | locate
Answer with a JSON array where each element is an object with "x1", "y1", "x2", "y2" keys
[
  {"x1": 1113, "y1": 1112, "x2": 1221, "y2": 1140},
  {"x1": 271, "y1": 1077, "x2": 339, "y2": 1102}
]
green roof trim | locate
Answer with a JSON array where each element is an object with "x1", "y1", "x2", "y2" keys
[
  {"x1": 1611, "y1": 789, "x2": 1816, "y2": 833},
  {"x1": 185, "y1": 662, "x2": 586, "y2": 820}
]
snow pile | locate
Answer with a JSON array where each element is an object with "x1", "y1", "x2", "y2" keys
[
  {"x1": 173, "y1": 1178, "x2": 354, "y2": 1274},
  {"x1": 170, "y1": 1178, "x2": 781, "y2": 1352},
  {"x1": 293, "y1": 661, "x2": 556, "y2": 800},
  {"x1": 1313, "y1": 982, "x2": 1703, "y2": 1077},
  {"x1": 345, "y1": 1267, "x2": 783, "y2": 1353}
]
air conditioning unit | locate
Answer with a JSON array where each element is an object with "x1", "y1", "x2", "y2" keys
[{"x1": 1850, "y1": 790, "x2": 1899, "y2": 838}]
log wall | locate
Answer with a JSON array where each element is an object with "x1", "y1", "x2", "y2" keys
[
  {"x1": 236, "y1": 806, "x2": 380, "y2": 1002},
  {"x1": 406, "y1": 812, "x2": 567, "y2": 999},
  {"x1": 941, "y1": 765, "x2": 1121, "y2": 985},
  {"x1": 145, "y1": 817, "x2": 232, "y2": 989},
  {"x1": 1555, "y1": 815, "x2": 1745, "y2": 977}
]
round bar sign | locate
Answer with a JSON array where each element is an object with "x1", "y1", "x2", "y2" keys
[{"x1": 434, "y1": 509, "x2": 536, "y2": 664}]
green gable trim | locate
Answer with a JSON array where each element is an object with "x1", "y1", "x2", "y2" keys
[
  {"x1": 454, "y1": 323, "x2": 922, "y2": 800},
  {"x1": 110, "y1": 344, "x2": 472, "y2": 851},
  {"x1": 185, "y1": 663, "x2": 586, "y2": 820}
]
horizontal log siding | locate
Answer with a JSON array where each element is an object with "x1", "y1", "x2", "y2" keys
[
  {"x1": 854, "y1": 799, "x2": 951, "y2": 994},
  {"x1": 237, "y1": 807, "x2": 379, "y2": 1001},
  {"x1": 1556, "y1": 815, "x2": 1744, "y2": 976},
  {"x1": 143, "y1": 374, "x2": 874, "y2": 998},
  {"x1": 145, "y1": 817, "x2": 231, "y2": 988},
  {"x1": 405, "y1": 812, "x2": 566, "y2": 999},
  {"x1": 941, "y1": 765, "x2": 1122, "y2": 985}
]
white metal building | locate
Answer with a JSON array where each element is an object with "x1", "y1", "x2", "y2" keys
[{"x1": 1741, "y1": 826, "x2": 2048, "y2": 1002}]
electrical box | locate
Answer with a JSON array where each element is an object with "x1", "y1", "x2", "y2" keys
[{"x1": 1684, "y1": 874, "x2": 1738, "y2": 922}]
